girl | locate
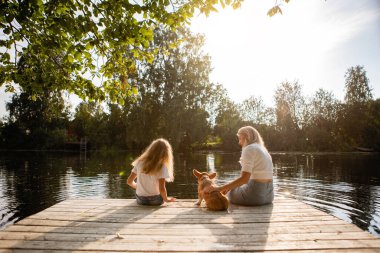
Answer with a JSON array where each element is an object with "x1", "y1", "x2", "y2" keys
[
  {"x1": 127, "y1": 138, "x2": 176, "y2": 205},
  {"x1": 206, "y1": 126, "x2": 274, "y2": 206}
]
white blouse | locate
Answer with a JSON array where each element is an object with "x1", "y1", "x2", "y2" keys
[
  {"x1": 132, "y1": 162, "x2": 170, "y2": 196},
  {"x1": 239, "y1": 143, "x2": 273, "y2": 179}
]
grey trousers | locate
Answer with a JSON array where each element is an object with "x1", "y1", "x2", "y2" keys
[{"x1": 227, "y1": 179, "x2": 274, "y2": 206}]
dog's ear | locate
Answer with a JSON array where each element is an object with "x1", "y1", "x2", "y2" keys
[
  {"x1": 208, "y1": 172, "x2": 217, "y2": 179},
  {"x1": 193, "y1": 169, "x2": 202, "y2": 179}
]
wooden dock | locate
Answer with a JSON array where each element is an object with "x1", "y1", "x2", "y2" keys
[{"x1": 0, "y1": 197, "x2": 379, "y2": 252}]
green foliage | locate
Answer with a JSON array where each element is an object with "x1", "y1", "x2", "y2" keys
[
  {"x1": 344, "y1": 65, "x2": 373, "y2": 105},
  {"x1": 69, "y1": 101, "x2": 108, "y2": 149},
  {"x1": 123, "y1": 26, "x2": 214, "y2": 150},
  {"x1": 0, "y1": 0, "x2": 291, "y2": 104},
  {"x1": 2, "y1": 88, "x2": 70, "y2": 149},
  {"x1": 337, "y1": 66, "x2": 374, "y2": 149},
  {"x1": 2, "y1": 23, "x2": 380, "y2": 154},
  {"x1": 61, "y1": 26, "x2": 215, "y2": 150},
  {"x1": 274, "y1": 80, "x2": 306, "y2": 131},
  {"x1": 302, "y1": 89, "x2": 339, "y2": 151},
  {"x1": 240, "y1": 96, "x2": 275, "y2": 126},
  {"x1": 362, "y1": 99, "x2": 380, "y2": 150},
  {"x1": 214, "y1": 99, "x2": 243, "y2": 150},
  {"x1": 0, "y1": 0, "x2": 248, "y2": 103},
  {"x1": 213, "y1": 66, "x2": 378, "y2": 152}
]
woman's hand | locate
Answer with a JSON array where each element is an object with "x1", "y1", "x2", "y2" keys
[
  {"x1": 204, "y1": 185, "x2": 220, "y2": 194},
  {"x1": 221, "y1": 189, "x2": 229, "y2": 195}
]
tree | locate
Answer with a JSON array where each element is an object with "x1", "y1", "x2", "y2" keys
[
  {"x1": 274, "y1": 81, "x2": 307, "y2": 150},
  {"x1": 214, "y1": 98, "x2": 243, "y2": 150},
  {"x1": 204, "y1": 84, "x2": 229, "y2": 127},
  {"x1": 0, "y1": 0, "x2": 242, "y2": 103},
  {"x1": 310, "y1": 88, "x2": 338, "y2": 124},
  {"x1": 105, "y1": 103, "x2": 128, "y2": 148},
  {"x1": 124, "y1": 26, "x2": 213, "y2": 149},
  {"x1": 3, "y1": 88, "x2": 70, "y2": 149},
  {"x1": 344, "y1": 65, "x2": 372, "y2": 105},
  {"x1": 1, "y1": 0, "x2": 290, "y2": 103},
  {"x1": 362, "y1": 99, "x2": 380, "y2": 150},
  {"x1": 274, "y1": 81, "x2": 306, "y2": 131},
  {"x1": 305, "y1": 88, "x2": 339, "y2": 151},
  {"x1": 339, "y1": 66, "x2": 373, "y2": 149},
  {"x1": 70, "y1": 101, "x2": 107, "y2": 149},
  {"x1": 240, "y1": 95, "x2": 274, "y2": 125}
]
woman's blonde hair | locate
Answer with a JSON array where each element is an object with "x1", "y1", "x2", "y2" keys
[
  {"x1": 237, "y1": 126, "x2": 265, "y2": 147},
  {"x1": 132, "y1": 138, "x2": 174, "y2": 182}
]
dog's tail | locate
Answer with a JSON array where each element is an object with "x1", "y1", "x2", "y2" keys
[{"x1": 208, "y1": 192, "x2": 229, "y2": 211}]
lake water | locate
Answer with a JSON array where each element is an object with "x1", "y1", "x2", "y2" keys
[{"x1": 1, "y1": 151, "x2": 380, "y2": 237}]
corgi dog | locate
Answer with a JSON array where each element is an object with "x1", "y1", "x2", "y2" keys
[{"x1": 193, "y1": 169, "x2": 229, "y2": 211}]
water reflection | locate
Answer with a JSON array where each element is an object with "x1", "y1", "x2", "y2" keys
[
  {"x1": 273, "y1": 152, "x2": 380, "y2": 237},
  {"x1": 206, "y1": 153, "x2": 215, "y2": 172},
  {"x1": 59, "y1": 169, "x2": 110, "y2": 199},
  {"x1": 0, "y1": 151, "x2": 379, "y2": 237}
]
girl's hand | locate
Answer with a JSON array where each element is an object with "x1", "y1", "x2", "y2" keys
[{"x1": 166, "y1": 197, "x2": 176, "y2": 202}]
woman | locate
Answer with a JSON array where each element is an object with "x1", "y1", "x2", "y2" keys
[{"x1": 207, "y1": 126, "x2": 274, "y2": 206}]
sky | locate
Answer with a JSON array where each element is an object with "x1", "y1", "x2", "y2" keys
[
  {"x1": 1, "y1": 0, "x2": 380, "y2": 117},
  {"x1": 190, "y1": 0, "x2": 380, "y2": 106}
]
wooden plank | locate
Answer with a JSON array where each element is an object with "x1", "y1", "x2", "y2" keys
[
  {"x1": 1, "y1": 250, "x2": 380, "y2": 253},
  {"x1": 14, "y1": 218, "x2": 358, "y2": 228},
  {"x1": 44, "y1": 202, "x2": 317, "y2": 214},
  {"x1": 1, "y1": 250, "x2": 379, "y2": 253},
  {"x1": 0, "y1": 198, "x2": 378, "y2": 252},
  {"x1": 0, "y1": 231, "x2": 376, "y2": 242},
  {"x1": 24, "y1": 216, "x2": 335, "y2": 224},
  {"x1": 44, "y1": 207, "x2": 329, "y2": 216},
  {"x1": 31, "y1": 203, "x2": 315, "y2": 210},
  {"x1": 50, "y1": 198, "x2": 307, "y2": 208},
  {"x1": 4, "y1": 224, "x2": 365, "y2": 235},
  {"x1": 29, "y1": 213, "x2": 336, "y2": 223},
  {"x1": 0, "y1": 239, "x2": 380, "y2": 251}
]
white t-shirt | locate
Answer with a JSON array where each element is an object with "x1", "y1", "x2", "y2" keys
[
  {"x1": 239, "y1": 143, "x2": 273, "y2": 179},
  {"x1": 132, "y1": 162, "x2": 170, "y2": 196}
]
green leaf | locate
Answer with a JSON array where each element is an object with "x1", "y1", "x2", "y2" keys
[
  {"x1": 75, "y1": 52, "x2": 81, "y2": 60},
  {"x1": 67, "y1": 55, "x2": 74, "y2": 63},
  {"x1": 84, "y1": 52, "x2": 92, "y2": 59},
  {"x1": 142, "y1": 40, "x2": 149, "y2": 48},
  {"x1": 86, "y1": 43, "x2": 93, "y2": 50},
  {"x1": 3, "y1": 27, "x2": 11, "y2": 35},
  {"x1": 5, "y1": 84, "x2": 15, "y2": 93},
  {"x1": 132, "y1": 86, "x2": 138, "y2": 95}
]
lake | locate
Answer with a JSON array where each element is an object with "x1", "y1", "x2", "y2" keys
[{"x1": 0, "y1": 150, "x2": 380, "y2": 237}]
